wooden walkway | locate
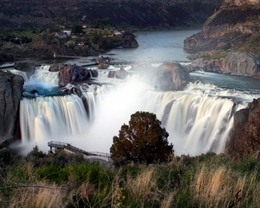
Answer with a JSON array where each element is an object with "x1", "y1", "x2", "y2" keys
[{"x1": 47, "y1": 141, "x2": 111, "y2": 159}]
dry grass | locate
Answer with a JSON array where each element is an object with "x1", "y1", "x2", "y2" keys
[
  {"x1": 125, "y1": 168, "x2": 164, "y2": 207},
  {"x1": 160, "y1": 192, "x2": 175, "y2": 208},
  {"x1": 127, "y1": 169, "x2": 155, "y2": 200},
  {"x1": 192, "y1": 166, "x2": 260, "y2": 208},
  {"x1": 5, "y1": 182, "x2": 65, "y2": 208},
  {"x1": 75, "y1": 182, "x2": 95, "y2": 206}
]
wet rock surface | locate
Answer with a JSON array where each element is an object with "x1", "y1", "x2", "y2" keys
[
  {"x1": 0, "y1": 71, "x2": 24, "y2": 145},
  {"x1": 226, "y1": 98, "x2": 260, "y2": 159}
]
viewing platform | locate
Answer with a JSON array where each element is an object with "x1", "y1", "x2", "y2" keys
[{"x1": 48, "y1": 141, "x2": 111, "y2": 163}]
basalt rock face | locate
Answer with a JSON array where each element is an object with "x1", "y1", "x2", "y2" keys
[
  {"x1": 0, "y1": 71, "x2": 24, "y2": 145},
  {"x1": 0, "y1": 0, "x2": 221, "y2": 29},
  {"x1": 184, "y1": 0, "x2": 260, "y2": 55},
  {"x1": 191, "y1": 52, "x2": 260, "y2": 77},
  {"x1": 58, "y1": 64, "x2": 98, "y2": 87},
  {"x1": 226, "y1": 98, "x2": 260, "y2": 159}
]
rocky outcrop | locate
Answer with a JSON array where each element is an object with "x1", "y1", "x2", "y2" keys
[
  {"x1": 58, "y1": 64, "x2": 98, "y2": 87},
  {"x1": 191, "y1": 52, "x2": 260, "y2": 77},
  {"x1": 132, "y1": 61, "x2": 190, "y2": 91},
  {"x1": 226, "y1": 98, "x2": 260, "y2": 159},
  {"x1": 0, "y1": 71, "x2": 24, "y2": 145},
  {"x1": 154, "y1": 62, "x2": 190, "y2": 91},
  {"x1": 108, "y1": 68, "x2": 128, "y2": 79},
  {"x1": 224, "y1": 0, "x2": 260, "y2": 6},
  {"x1": 121, "y1": 32, "x2": 138, "y2": 48},
  {"x1": 184, "y1": 1, "x2": 260, "y2": 55}
]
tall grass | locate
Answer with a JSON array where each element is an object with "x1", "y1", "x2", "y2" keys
[
  {"x1": 0, "y1": 183, "x2": 65, "y2": 208},
  {"x1": 192, "y1": 165, "x2": 260, "y2": 208},
  {"x1": 1, "y1": 148, "x2": 260, "y2": 207}
]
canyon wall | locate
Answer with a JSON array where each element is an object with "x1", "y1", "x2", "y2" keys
[{"x1": 184, "y1": 0, "x2": 260, "y2": 54}]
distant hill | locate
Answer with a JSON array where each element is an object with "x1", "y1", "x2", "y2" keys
[{"x1": 0, "y1": 0, "x2": 222, "y2": 29}]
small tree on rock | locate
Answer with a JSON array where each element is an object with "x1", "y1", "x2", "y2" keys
[{"x1": 110, "y1": 111, "x2": 173, "y2": 166}]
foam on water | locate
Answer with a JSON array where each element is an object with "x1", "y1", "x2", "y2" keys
[{"x1": 18, "y1": 69, "x2": 256, "y2": 155}]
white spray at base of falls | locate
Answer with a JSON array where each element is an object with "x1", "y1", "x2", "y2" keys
[{"x1": 19, "y1": 71, "x2": 252, "y2": 156}]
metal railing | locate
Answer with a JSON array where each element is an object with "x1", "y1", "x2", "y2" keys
[{"x1": 48, "y1": 141, "x2": 111, "y2": 158}]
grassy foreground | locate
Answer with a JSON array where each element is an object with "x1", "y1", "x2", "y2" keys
[{"x1": 0, "y1": 147, "x2": 259, "y2": 208}]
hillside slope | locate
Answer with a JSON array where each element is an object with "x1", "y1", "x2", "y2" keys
[{"x1": 0, "y1": 0, "x2": 222, "y2": 29}]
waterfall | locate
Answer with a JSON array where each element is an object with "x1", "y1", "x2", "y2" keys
[
  {"x1": 19, "y1": 65, "x2": 257, "y2": 156},
  {"x1": 9, "y1": 69, "x2": 29, "y2": 81},
  {"x1": 2, "y1": 69, "x2": 29, "y2": 81},
  {"x1": 140, "y1": 89, "x2": 245, "y2": 155},
  {"x1": 19, "y1": 95, "x2": 89, "y2": 153},
  {"x1": 25, "y1": 65, "x2": 59, "y2": 85}
]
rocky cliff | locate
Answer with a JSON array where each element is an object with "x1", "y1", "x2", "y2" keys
[
  {"x1": 226, "y1": 98, "x2": 260, "y2": 159},
  {"x1": 0, "y1": 0, "x2": 222, "y2": 29},
  {"x1": 223, "y1": 0, "x2": 259, "y2": 6},
  {"x1": 0, "y1": 71, "x2": 24, "y2": 146},
  {"x1": 184, "y1": 0, "x2": 260, "y2": 55},
  {"x1": 190, "y1": 52, "x2": 260, "y2": 77}
]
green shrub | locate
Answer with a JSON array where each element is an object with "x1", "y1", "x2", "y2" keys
[
  {"x1": 26, "y1": 146, "x2": 47, "y2": 162},
  {"x1": 36, "y1": 164, "x2": 69, "y2": 184},
  {"x1": 68, "y1": 162, "x2": 113, "y2": 187}
]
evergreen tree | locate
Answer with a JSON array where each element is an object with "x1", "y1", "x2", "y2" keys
[{"x1": 110, "y1": 111, "x2": 173, "y2": 166}]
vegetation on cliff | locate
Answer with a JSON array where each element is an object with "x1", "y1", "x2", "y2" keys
[{"x1": 0, "y1": 26, "x2": 138, "y2": 61}]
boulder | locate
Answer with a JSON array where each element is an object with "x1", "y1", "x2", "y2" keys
[
  {"x1": 58, "y1": 64, "x2": 98, "y2": 87},
  {"x1": 132, "y1": 61, "x2": 190, "y2": 91},
  {"x1": 115, "y1": 68, "x2": 128, "y2": 79},
  {"x1": 49, "y1": 64, "x2": 60, "y2": 72},
  {"x1": 154, "y1": 62, "x2": 190, "y2": 91},
  {"x1": 108, "y1": 68, "x2": 128, "y2": 79},
  {"x1": 0, "y1": 71, "x2": 24, "y2": 145},
  {"x1": 226, "y1": 98, "x2": 260, "y2": 159},
  {"x1": 96, "y1": 56, "x2": 109, "y2": 69},
  {"x1": 121, "y1": 32, "x2": 138, "y2": 48}
]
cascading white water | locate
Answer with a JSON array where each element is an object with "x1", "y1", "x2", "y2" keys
[
  {"x1": 19, "y1": 66, "x2": 255, "y2": 156},
  {"x1": 9, "y1": 69, "x2": 29, "y2": 81},
  {"x1": 19, "y1": 95, "x2": 90, "y2": 153},
  {"x1": 25, "y1": 65, "x2": 59, "y2": 85},
  {"x1": 14, "y1": 28, "x2": 260, "y2": 156}
]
